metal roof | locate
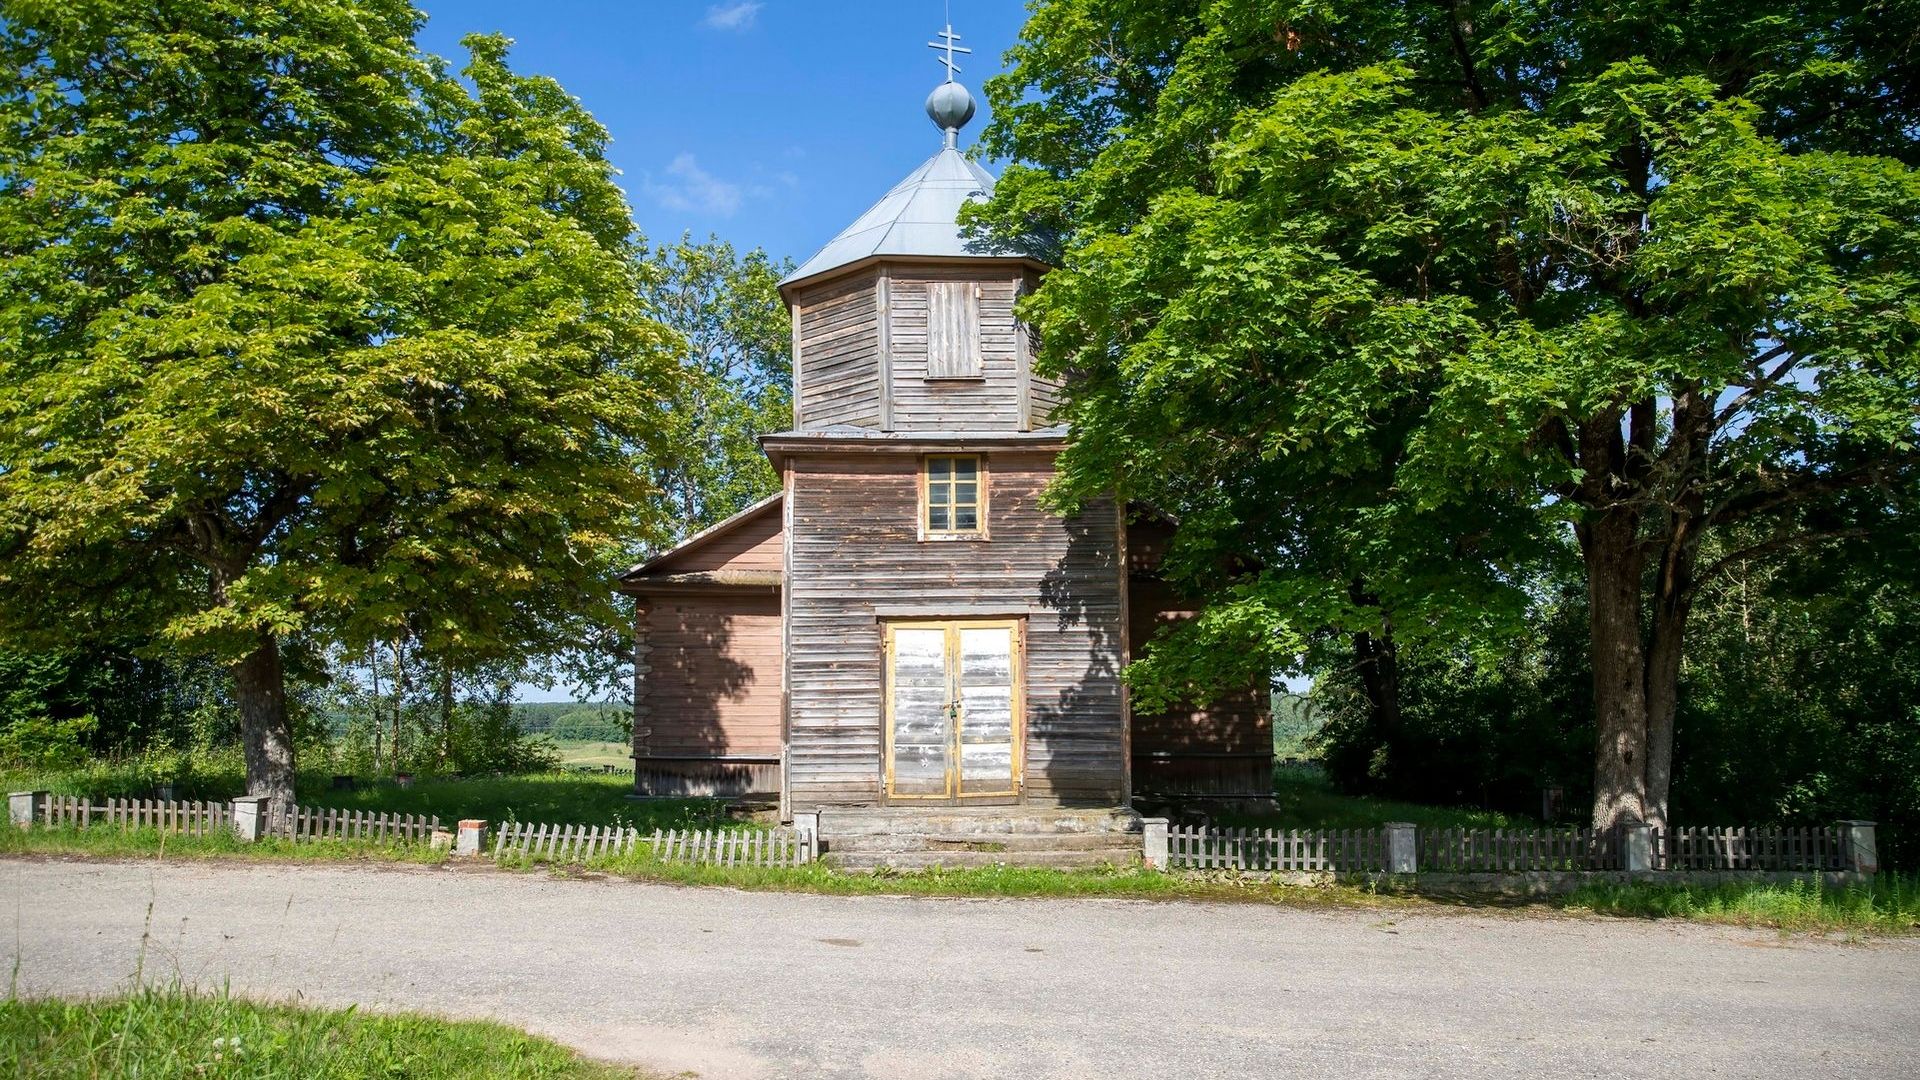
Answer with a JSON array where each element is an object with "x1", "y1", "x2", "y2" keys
[{"x1": 781, "y1": 147, "x2": 1005, "y2": 288}]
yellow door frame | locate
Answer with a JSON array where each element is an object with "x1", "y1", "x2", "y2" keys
[{"x1": 882, "y1": 618, "x2": 1025, "y2": 802}]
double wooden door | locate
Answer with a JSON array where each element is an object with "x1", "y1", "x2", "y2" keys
[{"x1": 884, "y1": 619, "x2": 1022, "y2": 801}]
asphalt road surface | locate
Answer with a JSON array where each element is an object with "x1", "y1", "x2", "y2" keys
[{"x1": 5, "y1": 858, "x2": 1917, "y2": 1079}]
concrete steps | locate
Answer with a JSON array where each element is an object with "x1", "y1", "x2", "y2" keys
[{"x1": 816, "y1": 806, "x2": 1144, "y2": 870}]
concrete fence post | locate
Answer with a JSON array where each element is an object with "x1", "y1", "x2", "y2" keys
[
  {"x1": 793, "y1": 811, "x2": 820, "y2": 863},
  {"x1": 1385, "y1": 822, "x2": 1418, "y2": 874},
  {"x1": 230, "y1": 796, "x2": 270, "y2": 843},
  {"x1": 1840, "y1": 821, "x2": 1879, "y2": 875},
  {"x1": 1141, "y1": 817, "x2": 1169, "y2": 871},
  {"x1": 455, "y1": 819, "x2": 487, "y2": 857},
  {"x1": 8, "y1": 791, "x2": 47, "y2": 830},
  {"x1": 1622, "y1": 822, "x2": 1654, "y2": 873}
]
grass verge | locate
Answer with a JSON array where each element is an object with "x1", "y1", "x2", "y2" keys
[
  {"x1": 0, "y1": 824, "x2": 450, "y2": 866},
  {"x1": 297, "y1": 773, "x2": 731, "y2": 832},
  {"x1": 549, "y1": 849, "x2": 1416, "y2": 908},
  {"x1": 0, "y1": 985, "x2": 650, "y2": 1079},
  {"x1": 4, "y1": 825, "x2": 1914, "y2": 934},
  {"x1": 1562, "y1": 873, "x2": 1920, "y2": 935},
  {"x1": 0, "y1": 765, "x2": 738, "y2": 834}
]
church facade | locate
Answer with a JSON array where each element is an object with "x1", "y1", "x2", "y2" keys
[{"x1": 617, "y1": 41, "x2": 1269, "y2": 820}]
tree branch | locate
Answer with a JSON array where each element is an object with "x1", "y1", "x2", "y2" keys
[
  {"x1": 1440, "y1": 0, "x2": 1491, "y2": 111},
  {"x1": 1714, "y1": 344, "x2": 1801, "y2": 427},
  {"x1": 1697, "y1": 528, "x2": 1871, "y2": 587},
  {"x1": 1706, "y1": 455, "x2": 1916, "y2": 529}
]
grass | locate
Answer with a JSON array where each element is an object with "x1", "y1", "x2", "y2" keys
[
  {"x1": 548, "y1": 739, "x2": 634, "y2": 769},
  {"x1": 6, "y1": 758, "x2": 1912, "y2": 935},
  {"x1": 1210, "y1": 764, "x2": 1527, "y2": 830},
  {"x1": 0, "y1": 985, "x2": 652, "y2": 1079},
  {"x1": 0, "y1": 823, "x2": 452, "y2": 865},
  {"x1": 299, "y1": 772, "x2": 734, "y2": 833},
  {"x1": 552, "y1": 846, "x2": 1414, "y2": 908},
  {"x1": 1563, "y1": 872, "x2": 1920, "y2": 935},
  {"x1": 0, "y1": 762, "x2": 739, "y2": 834}
]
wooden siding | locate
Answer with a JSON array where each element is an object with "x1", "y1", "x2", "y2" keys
[
  {"x1": 1022, "y1": 268, "x2": 1062, "y2": 427},
  {"x1": 793, "y1": 262, "x2": 1056, "y2": 434},
  {"x1": 786, "y1": 449, "x2": 1126, "y2": 809},
  {"x1": 887, "y1": 270, "x2": 1024, "y2": 431},
  {"x1": 634, "y1": 593, "x2": 783, "y2": 761},
  {"x1": 642, "y1": 501, "x2": 783, "y2": 576},
  {"x1": 794, "y1": 271, "x2": 881, "y2": 429}
]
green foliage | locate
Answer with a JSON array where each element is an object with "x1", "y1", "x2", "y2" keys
[
  {"x1": 510, "y1": 702, "x2": 630, "y2": 743},
  {"x1": 0, "y1": 1, "x2": 683, "y2": 795},
  {"x1": 0, "y1": 986, "x2": 643, "y2": 1079},
  {"x1": 326, "y1": 670, "x2": 559, "y2": 778},
  {"x1": 974, "y1": 1, "x2": 1920, "y2": 823},
  {"x1": 1312, "y1": 527, "x2": 1920, "y2": 865},
  {"x1": 1311, "y1": 588, "x2": 1595, "y2": 815},
  {"x1": 0, "y1": 713, "x2": 96, "y2": 771},
  {"x1": 1213, "y1": 764, "x2": 1525, "y2": 831},
  {"x1": 643, "y1": 236, "x2": 793, "y2": 534},
  {"x1": 1669, "y1": 531, "x2": 1920, "y2": 869}
]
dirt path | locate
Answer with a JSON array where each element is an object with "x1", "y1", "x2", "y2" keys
[{"x1": 5, "y1": 858, "x2": 1917, "y2": 1079}]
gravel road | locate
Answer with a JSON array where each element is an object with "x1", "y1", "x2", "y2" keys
[{"x1": 4, "y1": 858, "x2": 1917, "y2": 1079}]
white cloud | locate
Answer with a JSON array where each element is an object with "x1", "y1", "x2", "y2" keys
[
  {"x1": 644, "y1": 153, "x2": 745, "y2": 216},
  {"x1": 701, "y1": 3, "x2": 762, "y2": 31}
]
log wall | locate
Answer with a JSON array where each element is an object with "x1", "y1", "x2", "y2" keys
[
  {"x1": 791, "y1": 263, "x2": 1059, "y2": 434},
  {"x1": 794, "y1": 271, "x2": 881, "y2": 429},
  {"x1": 786, "y1": 448, "x2": 1126, "y2": 808},
  {"x1": 886, "y1": 270, "x2": 1024, "y2": 431},
  {"x1": 632, "y1": 592, "x2": 783, "y2": 767}
]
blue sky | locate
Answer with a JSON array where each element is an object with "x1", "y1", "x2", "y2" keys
[{"x1": 417, "y1": 1, "x2": 1032, "y2": 272}]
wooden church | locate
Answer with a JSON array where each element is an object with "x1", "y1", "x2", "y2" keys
[{"x1": 618, "y1": 30, "x2": 1270, "y2": 831}]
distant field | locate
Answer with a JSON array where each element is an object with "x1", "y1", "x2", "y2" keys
[{"x1": 550, "y1": 739, "x2": 632, "y2": 769}]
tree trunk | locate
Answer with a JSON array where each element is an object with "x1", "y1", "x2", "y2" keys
[
  {"x1": 368, "y1": 647, "x2": 383, "y2": 772},
  {"x1": 1349, "y1": 597, "x2": 1403, "y2": 789},
  {"x1": 389, "y1": 639, "x2": 407, "y2": 772},
  {"x1": 1582, "y1": 509, "x2": 1650, "y2": 830},
  {"x1": 232, "y1": 632, "x2": 297, "y2": 810},
  {"x1": 1643, "y1": 541, "x2": 1697, "y2": 829},
  {"x1": 439, "y1": 664, "x2": 455, "y2": 766}
]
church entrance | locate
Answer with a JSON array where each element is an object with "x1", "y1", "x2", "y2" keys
[{"x1": 882, "y1": 619, "x2": 1023, "y2": 803}]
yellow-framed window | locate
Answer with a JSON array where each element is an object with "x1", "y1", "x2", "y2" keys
[{"x1": 924, "y1": 455, "x2": 982, "y2": 534}]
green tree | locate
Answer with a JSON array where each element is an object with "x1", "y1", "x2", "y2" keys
[
  {"x1": 644, "y1": 237, "x2": 793, "y2": 534},
  {"x1": 974, "y1": 1, "x2": 1920, "y2": 828},
  {"x1": 0, "y1": 1, "x2": 679, "y2": 806}
]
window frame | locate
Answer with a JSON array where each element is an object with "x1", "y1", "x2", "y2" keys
[{"x1": 919, "y1": 454, "x2": 988, "y2": 541}]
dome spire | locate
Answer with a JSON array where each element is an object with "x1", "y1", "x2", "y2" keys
[{"x1": 924, "y1": 23, "x2": 976, "y2": 149}]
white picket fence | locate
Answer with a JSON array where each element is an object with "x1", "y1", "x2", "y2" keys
[
  {"x1": 1167, "y1": 826, "x2": 1387, "y2": 872},
  {"x1": 1420, "y1": 827, "x2": 1621, "y2": 872},
  {"x1": 492, "y1": 821, "x2": 816, "y2": 866},
  {"x1": 1654, "y1": 826, "x2": 1845, "y2": 871},
  {"x1": 1166, "y1": 823, "x2": 1863, "y2": 875},
  {"x1": 40, "y1": 795, "x2": 231, "y2": 836},
  {"x1": 280, "y1": 805, "x2": 441, "y2": 844}
]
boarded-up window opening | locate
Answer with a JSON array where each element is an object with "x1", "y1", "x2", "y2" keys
[{"x1": 926, "y1": 281, "x2": 981, "y2": 379}]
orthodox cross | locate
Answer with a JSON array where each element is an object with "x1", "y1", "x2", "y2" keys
[{"x1": 927, "y1": 25, "x2": 971, "y2": 82}]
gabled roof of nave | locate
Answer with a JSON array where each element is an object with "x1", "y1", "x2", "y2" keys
[{"x1": 780, "y1": 147, "x2": 1002, "y2": 288}]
